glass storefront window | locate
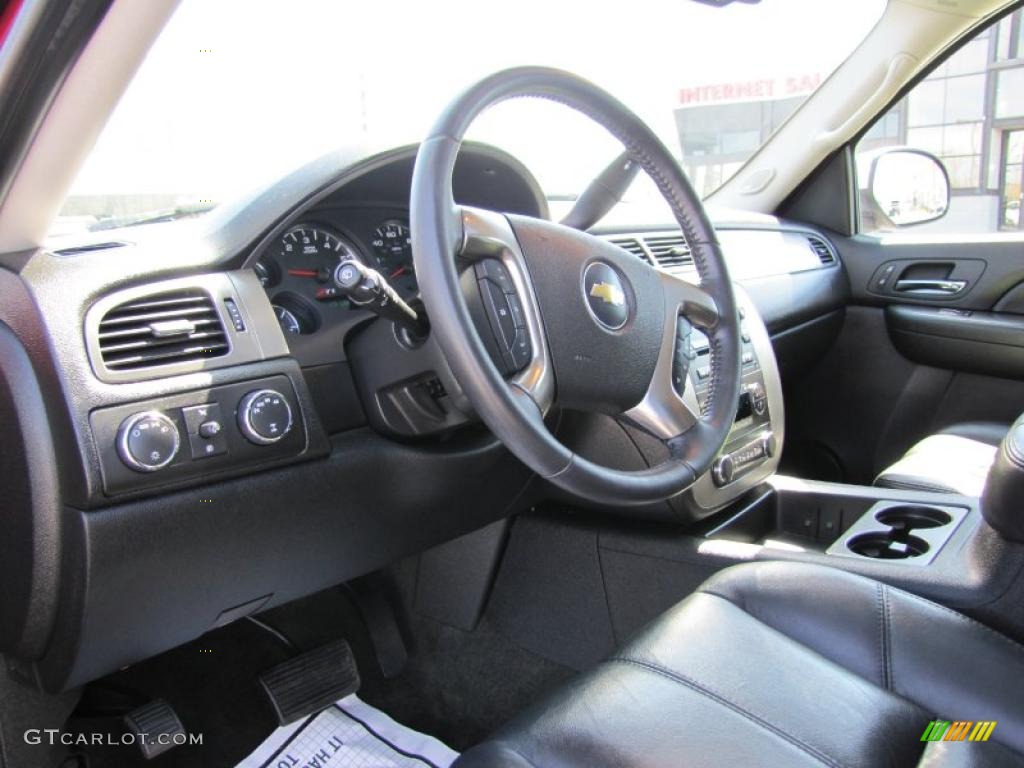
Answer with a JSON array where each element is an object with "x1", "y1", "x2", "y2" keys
[
  {"x1": 944, "y1": 75, "x2": 986, "y2": 122},
  {"x1": 943, "y1": 156, "x2": 982, "y2": 189},
  {"x1": 906, "y1": 126, "x2": 943, "y2": 155},
  {"x1": 996, "y1": 16, "x2": 1013, "y2": 60},
  {"x1": 945, "y1": 36, "x2": 990, "y2": 75},
  {"x1": 942, "y1": 122, "x2": 983, "y2": 156},
  {"x1": 908, "y1": 80, "x2": 945, "y2": 126},
  {"x1": 996, "y1": 68, "x2": 1024, "y2": 119}
]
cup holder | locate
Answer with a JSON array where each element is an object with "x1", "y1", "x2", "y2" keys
[
  {"x1": 830, "y1": 501, "x2": 966, "y2": 565},
  {"x1": 874, "y1": 505, "x2": 952, "y2": 531},
  {"x1": 847, "y1": 532, "x2": 930, "y2": 560}
]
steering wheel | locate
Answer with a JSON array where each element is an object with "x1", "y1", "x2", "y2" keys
[{"x1": 410, "y1": 67, "x2": 741, "y2": 506}]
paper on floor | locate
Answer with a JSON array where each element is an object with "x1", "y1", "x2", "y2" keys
[{"x1": 237, "y1": 694, "x2": 459, "y2": 768}]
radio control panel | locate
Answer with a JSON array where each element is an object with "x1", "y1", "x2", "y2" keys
[
  {"x1": 681, "y1": 290, "x2": 784, "y2": 510},
  {"x1": 91, "y1": 375, "x2": 307, "y2": 496}
]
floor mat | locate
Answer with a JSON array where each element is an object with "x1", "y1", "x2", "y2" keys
[{"x1": 237, "y1": 694, "x2": 459, "y2": 768}]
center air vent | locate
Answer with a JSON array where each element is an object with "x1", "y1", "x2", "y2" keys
[
  {"x1": 644, "y1": 234, "x2": 692, "y2": 269},
  {"x1": 605, "y1": 232, "x2": 693, "y2": 271},
  {"x1": 807, "y1": 235, "x2": 836, "y2": 265},
  {"x1": 607, "y1": 236, "x2": 650, "y2": 262},
  {"x1": 97, "y1": 289, "x2": 229, "y2": 371}
]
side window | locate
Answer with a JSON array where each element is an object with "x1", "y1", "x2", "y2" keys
[{"x1": 855, "y1": 10, "x2": 1024, "y2": 235}]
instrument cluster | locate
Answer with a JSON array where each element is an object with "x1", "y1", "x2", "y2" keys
[{"x1": 254, "y1": 209, "x2": 415, "y2": 336}]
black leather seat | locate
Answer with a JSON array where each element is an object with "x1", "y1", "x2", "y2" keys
[
  {"x1": 874, "y1": 422, "x2": 1008, "y2": 496},
  {"x1": 457, "y1": 562, "x2": 1024, "y2": 767}
]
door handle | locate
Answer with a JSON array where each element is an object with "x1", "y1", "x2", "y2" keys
[{"x1": 893, "y1": 279, "x2": 967, "y2": 296}]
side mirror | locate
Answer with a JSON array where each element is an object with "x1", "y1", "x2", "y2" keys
[{"x1": 867, "y1": 149, "x2": 950, "y2": 228}]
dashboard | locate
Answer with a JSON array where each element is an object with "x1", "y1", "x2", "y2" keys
[{"x1": 0, "y1": 140, "x2": 846, "y2": 695}]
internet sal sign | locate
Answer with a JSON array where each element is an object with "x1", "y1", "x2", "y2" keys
[{"x1": 678, "y1": 73, "x2": 822, "y2": 106}]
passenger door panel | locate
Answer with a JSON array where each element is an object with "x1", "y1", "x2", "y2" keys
[{"x1": 781, "y1": 233, "x2": 1024, "y2": 485}]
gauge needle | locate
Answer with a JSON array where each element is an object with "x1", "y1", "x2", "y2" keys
[
  {"x1": 287, "y1": 269, "x2": 319, "y2": 278},
  {"x1": 390, "y1": 266, "x2": 407, "y2": 279}
]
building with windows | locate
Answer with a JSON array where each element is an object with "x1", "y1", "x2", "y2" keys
[{"x1": 676, "y1": 9, "x2": 1024, "y2": 233}]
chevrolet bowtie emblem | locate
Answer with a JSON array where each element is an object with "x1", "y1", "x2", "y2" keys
[{"x1": 589, "y1": 281, "x2": 625, "y2": 307}]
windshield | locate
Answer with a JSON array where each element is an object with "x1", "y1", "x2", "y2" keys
[{"x1": 53, "y1": 0, "x2": 885, "y2": 237}]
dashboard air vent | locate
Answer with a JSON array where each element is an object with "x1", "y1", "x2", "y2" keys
[
  {"x1": 644, "y1": 234, "x2": 692, "y2": 269},
  {"x1": 97, "y1": 289, "x2": 228, "y2": 370},
  {"x1": 807, "y1": 235, "x2": 836, "y2": 265},
  {"x1": 608, "y1": 237, "x2": 651, "y2": 263},
  {"x1": 53, "y1": 241, "x2": 129, "y2": 257}
]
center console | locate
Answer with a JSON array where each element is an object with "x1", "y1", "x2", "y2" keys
[{"x1": 683, "y1": 286, "x2": 785, "y2": 513}]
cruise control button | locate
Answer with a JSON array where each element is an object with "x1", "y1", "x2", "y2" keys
[
  {"x1": 475, "y1": 259, "x2": 516, "y2": 293},
  {"x1": 506, "y1": 292, "x2": 527, "y2": 329},
  {"x1": 481, "y1": 279, "x2": 517, "y2": 348},
  {"x1": 509, "y1": 330, "x2": 532, "y2": 370}
]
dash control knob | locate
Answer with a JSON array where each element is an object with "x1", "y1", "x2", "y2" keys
[
  {"x1": 711, "y1": 454, "x2": 735, "y2": 487},
  {"x1": 238, "y1": 389, "x2": 293, "y2": 445},
  {"x1": 117, "y1": 411, "x2": 180, "y2": 472}
]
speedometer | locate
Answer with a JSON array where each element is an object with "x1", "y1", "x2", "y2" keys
[
  {"x1": 277, "y1": 224, "x2": 360, "y2": 281},
  {"x1": 371, "y1": 219, "x2": 416, "y2": 293}
]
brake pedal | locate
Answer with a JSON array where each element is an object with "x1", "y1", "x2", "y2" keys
[
  {"x1": 259, "y1": 639, "x2": 360, "y2": 726},
  {"x1": 123, "y1": 699, "x2": 187, "y2": 760}
]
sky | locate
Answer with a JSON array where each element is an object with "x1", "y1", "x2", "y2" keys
[{"x1": 68, "y1": 0, "x2": 887, "y2": 207}]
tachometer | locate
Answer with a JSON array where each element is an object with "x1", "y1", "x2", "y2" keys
[{"x1": 371, "y1": 219, "x2": 416, "y2": 293}]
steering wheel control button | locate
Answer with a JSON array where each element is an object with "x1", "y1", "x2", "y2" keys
[
  {"x1": 583, "y1": 261, "x2": 629, "y2": 331},
  {"x1": 506, "y1": 292, "x2": 527, "y2": 329},
  {"x1": 476, "y1": 261, "x2": 533, "y2": 375},
  {"x1": 239, "y1": 389, "x2": 294, "y2": 445},
  {"x1": 510, "y1": 330, "x2": 532, "y2": 369},
  {"x1": 474, "y1": 259, "x2": 516, "y2": 293},
  {"x1": 118, "y1": 411, "x2": 181, "y2": 472},
  {"x1": 482, "y1": 282, "x2": 516, "y2": 345}
]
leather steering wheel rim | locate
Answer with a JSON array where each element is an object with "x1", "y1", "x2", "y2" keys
[{"x1": 411, "y1": 67, "x2": 741, "y2": 506}]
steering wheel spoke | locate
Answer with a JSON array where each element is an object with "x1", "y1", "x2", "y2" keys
[
  {"x1": 621, "y1": 275, "x2": 707, "y2": 442},
  {"x1": 663, "y1": 271, "x2": 720, "y2": 330},
  {"x1": 458, "y1": 207, "x2": 555, "y2": 416}
]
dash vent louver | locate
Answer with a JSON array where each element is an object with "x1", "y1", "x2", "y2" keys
[
  {"x1": 96, "y1": 289, "x2": 229, "y2": 371},
  {"x1": 606, "y1": 232, "x2": 694, "y2": 270},
  {"x1": 643, "y1": 234, "x2": 692, "y2": 269},
  {"x1": 607, "y1": 236, "x2": 651, "y2": 263},
  {"x1": 807, "y1": 235, "x2": 836, "y2": 265}
]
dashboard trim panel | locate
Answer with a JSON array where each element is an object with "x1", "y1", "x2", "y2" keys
[{"x1": 83, "y1": 271, "x2": 289, "y2": 383}]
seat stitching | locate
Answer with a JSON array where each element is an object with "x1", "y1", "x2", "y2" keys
[
  {"x1": 608, "y1": 657, "x2": 840, "y2": 768},
  {"x1": 490, "y1": 741, "x2": 539, "y2": 768},
  {"x1": 707, "y1": 576, "x2": 1024, "y2": 660},
  {"x1": 875, "y1": 582, "x2": 887, "y2": 690},
  {"x1": 881, "y1": 584, "x2": 892, "y2": 691},
  {"x1": 894, "y1": 590, "x2": 1024, "y2": 658}
]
